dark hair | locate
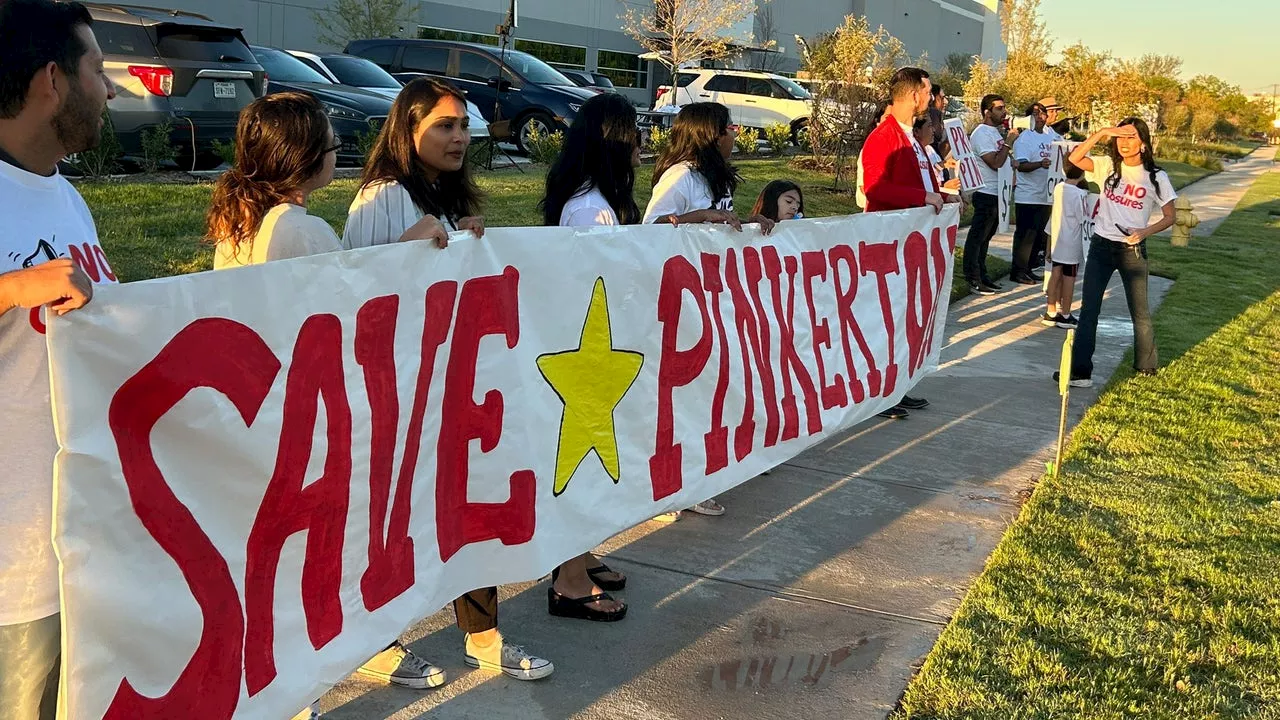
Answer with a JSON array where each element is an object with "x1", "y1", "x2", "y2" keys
[
  {"x1": 751, "y1": 180, "x2": 804, "y2": 222},
  {"x1": 980, "y1": 94, "x2": 1004, "y2": 115},
  {"x1": 652, "y1": 102, "x2": 739, "y2": 204},
  {"x1": 1064, "y1": 158, "x2": 1085, "y2": 181},
  {"x1": 539, "y1": 93, "x2": 639, "y2": 226},
  {"x1": 359, "y1": 76, "x2": 482, "y2": 221},
  {"x1": 931, "y1": 83, "x2": 944, "y2": 99},
  {"x1": 889, "y1": 67, "x2": 930, "y2": 102},
  {"x1": 0, "y1": 0, "x2": 93, "y2": 118},
  {"x1": 1105, "y1": 117, "x2": 1164, "y2": 199},
  {"x1": 912, "y1": 115, "x2": 932, "y2": 132},
  {"x1": 1026, "y1": 102, "x2": 1047, "y2": 116},
  {"x1": 206, "y1": 92, "x2": 332, "y2": 256}
]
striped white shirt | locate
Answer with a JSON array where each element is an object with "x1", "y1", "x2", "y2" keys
[{"x1": 342, "y1": 180, "x2": 457, "y2": 249}]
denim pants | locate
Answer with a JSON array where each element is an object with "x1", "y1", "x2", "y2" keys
[
  {"x1": 0, "y1": 614, "x2": 60, "y2": 720},
  {"x1": 963, "y1": 191, "x2": 1000, "y2": 283},
  {"x1": 1072, "y1": 236, "x2": 1158, "y2": 378}
]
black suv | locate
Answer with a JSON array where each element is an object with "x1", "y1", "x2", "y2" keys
[
  {"x1": 345, "y1": 38, "x2": 595, "y2": 152},
  {"x1": 87, "y1": 3, "x2": 265, "y2": 170}
]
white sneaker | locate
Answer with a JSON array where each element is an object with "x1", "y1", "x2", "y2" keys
[
  {"x1": 357, "y1": 642, "x2": 446, "y2": 689},
  {"x1": 464, "y1": 634, "x2": 554, "y2": 680},
  {"x1": 687, "y1": 498, "x2": 726, "y2": 516}
]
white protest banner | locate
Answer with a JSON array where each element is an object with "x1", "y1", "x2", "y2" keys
[
  {"x1": 997, "y1": 160, "x2": 1015, "y2": 233},
  {"x1": 943, "y1": 119, "x2": 987, "y2": 194},
  {"x1": 48, "y1": 207, "x2": 957, "y2": 719}
]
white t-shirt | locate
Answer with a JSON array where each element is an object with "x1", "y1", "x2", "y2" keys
[
  {"x1": 343, "y1": 180, "x2": 459, "y2": 250},
  {"x1": 1049, "y1": 182, "x2": 1089, "y2": 265},
  {"x1": 0, "y1": 159, "x2": 117, "y2": 624},
  {"x1": 642, "y1": 162, "x2": 732, "y2": 224},
  {"x1": 970, "y1": 123, "x2": 1007, "y2": 196},
  {"x1": 1090, "y1": 156, "x2": 1177, "y2": 242},
  {"x1": 925, "y1": 145, "x2": 946, "y2": 192},
  {"x1": 900, "y1": 120, "x2": 935, "y2": 193},
  {"x1": 213, "y1": 204, "x2": 342, "y2": 268},
  {"x1": 560, "y1": 186, "x2": 619, "y2": 227},
  {"x1": 1013, "y1": 127, "x2": 1055, "y2": 205}
]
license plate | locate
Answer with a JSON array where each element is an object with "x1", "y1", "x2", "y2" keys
[{"x1": 213, "y1": 81, "x2": 236, "y2": 99}]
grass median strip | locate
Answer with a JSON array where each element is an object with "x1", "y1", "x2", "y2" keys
[{"x1": 894, "y1": 170, "x2": 1280, "y2": 719}]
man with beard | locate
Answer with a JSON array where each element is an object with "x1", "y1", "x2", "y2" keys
[
  {"x1": 858, "y1": 66, "x2": 953, "y2": 418},
  {"x1": 0, "y1": 1, "x2": 116, "y2": 716}
]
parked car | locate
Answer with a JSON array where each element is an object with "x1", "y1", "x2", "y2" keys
[
  {"x1": 345, "y1": 38, "x2": 596, "y2": 152},
  {"x1": 87, "y1": 3, "x2": 266, "y2": 170},
  {"x1": 654, "y1": 69, "x2": 811, "y2": 145},
  {"x1": 287, "y1": 50, "x2": 489, "y2": 139},
  {"x1": 559, "y1": 69, "x2": 617, "y2": 94}
]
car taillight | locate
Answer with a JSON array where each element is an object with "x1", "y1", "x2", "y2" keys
[{"x1": 128, "y1": 65, "x2": 173, "y2": 97}]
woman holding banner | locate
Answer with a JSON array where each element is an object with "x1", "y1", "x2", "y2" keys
[{"x1": 535, "y1": 92, "x2": 636, "y2": 623}]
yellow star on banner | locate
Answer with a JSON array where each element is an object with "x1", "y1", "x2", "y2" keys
[{"x1": 537, "y1": 277, "x2": 644, "y2": 496}]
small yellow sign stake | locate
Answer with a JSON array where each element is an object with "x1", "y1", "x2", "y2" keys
[{"x1": 1053, "y1": 329, "x2": 1076, "y2": 476}]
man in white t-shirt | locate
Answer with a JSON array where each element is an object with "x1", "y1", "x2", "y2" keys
[
  {"x1": 1010, "y1": 101, "x2": 1055, "y2": 284},
  {"x1": 0, "y1": 2, "x2": 117, "y2": 717},
  {"x1": 963, "y1": 94, "x2": 1019, "y2": 296}
]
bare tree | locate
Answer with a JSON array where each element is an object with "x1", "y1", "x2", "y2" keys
[
  {"x1": 751, "y1": 4, "x2": 784, "y2": 71},
  {"x1": 622, "y1": 0, "x2": 773, "y2": 102},
  {"x1": 312, "y1": 0, "x2": 418, "y2": 49}
]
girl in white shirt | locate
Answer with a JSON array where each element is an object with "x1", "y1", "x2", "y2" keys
[
  {"x1": 1063, "y1": 117, "x2": 1175, "y2": 386},
  {"x1": 342, "y1": 77, "x2": 554, "y2": 683},
  {"x1": 643, "y1": 102, "x2": 775, "y2": 235},
  {"x1": 536, "y1": 92, "x2": 639, "y2": 624}
]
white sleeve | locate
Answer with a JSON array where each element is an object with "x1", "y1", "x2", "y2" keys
[
  {"x1": 643, "y1": 166, "x2": 693, "y2": 223},
  {"x1": 1085, "y1": 155, "x2": 1112, "y2": 187},
  {"x1": 265, "y1": 216, "x2": 343, "y2": 262},
  {"x1": 971, "y1": 126, "x2": 998, "y2": 157},
  {"x1": 563, "y1": 206, "x2": 616, "y2": 227},
  {"x1": 1155, "y1": 170, "x2": 1177, "y2": 204},
  {"x1": 343, "y1": 182, "x2": 421, "y2": 250}
]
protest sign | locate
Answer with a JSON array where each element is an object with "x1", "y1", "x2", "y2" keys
[
  {"x1": 48, "y1": 208, "x2": 959, "y2": 719},
  {"x1": 997, "y1": 161, "x2": 1015, "y2": 233},
  {"x1": 943, "y1": 119, "x2": 988, "y2": 194}
]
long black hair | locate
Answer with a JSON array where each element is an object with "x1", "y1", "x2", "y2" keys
[
  {"x1": 540, "y1": 93, "x2": 640, "y2": 225},
  {"x1": 652, "y1": 102, "x2": 739, "y2": 203},
  {"x1": 1105, "y1": 116, "x2": 1164, "y2": 200},
  {"x1": 359, "y1": 77, "x2": 483, "y2": 221},
  {"x1": 751, "y1": 180, "x2": 804, "y2": 221}
]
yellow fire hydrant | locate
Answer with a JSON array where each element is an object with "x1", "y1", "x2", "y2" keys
[{"x1": 1171, "y1": 197, "x2": 1199, "y2": 247}]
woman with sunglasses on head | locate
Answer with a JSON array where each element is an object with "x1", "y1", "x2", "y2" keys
[
  {"x1": 643, "y1": 102, "x2": 775, "y2": 235},
  {"x1": 341, "y1": 76, "x2": 554, "y2": 685},
  {"x1": 1062, "y1": 117, "x2": 1175, "y2": 388},
  {"x1": 535, "y1": 92, "x2": 641, "y2": 623}
]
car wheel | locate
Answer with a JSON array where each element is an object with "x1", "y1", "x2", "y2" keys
[
  {"x1": 516, "y1": 112, "x2": 555, "y2": 154},
  {"x1": 791, "y1": 118, "x2": 810, "y2": 148}
]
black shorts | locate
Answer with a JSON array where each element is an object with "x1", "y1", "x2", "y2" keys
[{"x1": 1052, "y1": 261, "x2": 1078, "y2": 277}]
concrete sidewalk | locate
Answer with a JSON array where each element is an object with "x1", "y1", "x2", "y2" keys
[{"x1": 316, "y1": 150, "x2": 1271, "y2": 720}]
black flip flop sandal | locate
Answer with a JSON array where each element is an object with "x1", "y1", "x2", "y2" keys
[
  {"x1": 586, "y1": 562, "x2": 627, "y2": 592},
  {"x1": 547, "y1": 587, "x2": 628, "y2": 622}
]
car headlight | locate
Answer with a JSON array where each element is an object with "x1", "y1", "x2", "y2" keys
[
  {"x1": 322, "y1": 102, "x2": 367, "y2": 122},
  {"x1": 567, "y1": 102, "x2": 582, "y2": 113}
]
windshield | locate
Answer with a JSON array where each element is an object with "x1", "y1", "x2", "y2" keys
[
  {"x1": 324, "y1": 56, "x2": 401, "y2": 88},
  {"x1": 773, "y1": 76, "x2": 812, "y2": 100},
  {"x1": 253, "y1": 47, "x2": 330, "y2": 84},
  {"x1": 503, "y1": 50, "x2": 574, "y2": 86}
]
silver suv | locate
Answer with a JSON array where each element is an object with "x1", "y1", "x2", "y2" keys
[{"x1": 88, "y1": 3, "x2": 266, "y2": 170}]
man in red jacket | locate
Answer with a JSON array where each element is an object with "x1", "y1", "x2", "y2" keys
[{"x1": 859, "y1": 66, "x2": 956, "y2": 417}]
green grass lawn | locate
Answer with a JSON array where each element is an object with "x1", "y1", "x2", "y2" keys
[
  {"x1": 894, "y1": 171, "x2": 1280, "y2": 719},
  {"x1": 79, "y1": 157, "x2": 1008, "y2": 301}
]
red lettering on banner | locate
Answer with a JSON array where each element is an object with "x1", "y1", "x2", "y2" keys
[
  {"x1": 763, "y1": 247, "x2": 821, "y2": 440},
  {"x1": 651, "y1": 256, "x2": 711, "y2": 500},
  {"x1": 923, "y1": 227, "x2": 956, "y2": 356},
  {"x1": 244, "y1": 315, "x2": 352, "y2": 695},
  {"x1": 435, "y1": 268, "x2": 535, "y2": 562},
  {"x1": 903, "y1": 231, "x2": 933, "y2": 375},
  {"x1": 801, "y1": 250, "x2": 847, "y2": 410},
  {"x1": 356, "y1": 283, "x2": 456, "y2": 611},
  {"x1": 858, "y1": 241, "x2": 901, "y2": 396},
  {"x1": 724, "y1": 248, "x2": 781, "y2": 459},
  {"x1": 700, "y1": 253, "x2": 731, "y2": 475},
  {"x1": 29, "y1": 306, "x2": 44, "y2": 334},
  {"x1": 828, "y1": 244, "x2": 879, "y2": 403},
  {"x1": 104, "y1": 318, "x2": 281, "y2": 719}
]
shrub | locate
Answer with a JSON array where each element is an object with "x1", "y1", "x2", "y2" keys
[
  {"x1": 734, "y1": 127, "x2": 759, "y2": 155},
  {"x1": 646, "y1": 126, "x2": 671, "y2": 157},
  {"x1": 210, "y1": 138, "x2": 236, "y2": 166},
  {"x1": 355, "y1": 130, "x2": 377, "y2": 163},
  {"x1": 68, "y1": 111, "x2": 122, "y2": 179},
  {"x1": 524, "y1": 125, "x2": 564, "y2": 165},
  {"x1": 763, "y1": 123, "x2": 791, "y2": 155},
  {"x1": 140, "y1": 121, "x2": 176, "y2": 173},
  {"x1": 1158, "y1": 148, "x2": 1224, "y2": 172}
]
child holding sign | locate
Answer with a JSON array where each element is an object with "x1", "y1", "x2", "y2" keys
[{"x1": 1043, "y1": 161, "x2": 1088, "y2": 328}]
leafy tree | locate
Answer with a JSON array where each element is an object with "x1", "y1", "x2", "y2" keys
[{"x1": 312, "y1": 0, "x2": 418, "y2": 48}]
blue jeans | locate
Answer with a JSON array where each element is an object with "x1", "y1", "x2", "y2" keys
[
  {"x1": 0, "y1": 614, "x2": 60, "y2": 720},
  {"x1": 1071, "y1": 236, "x2": 1158, "y2": 378}
]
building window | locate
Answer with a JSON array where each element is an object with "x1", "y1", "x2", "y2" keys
[
  {"x1": 598, "y1": 49, "x2": 647, "y2": 89},
  {"x1": 417, "y1": 25, "x2": 499, "y2": 46},
  {"x1": 514, "y1": 39, "x2": 586, "y2": 70}
]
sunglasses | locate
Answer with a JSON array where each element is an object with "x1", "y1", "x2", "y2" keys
[{"x1": 325, "y1": 139, "x2": 343, "y2": 154}]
